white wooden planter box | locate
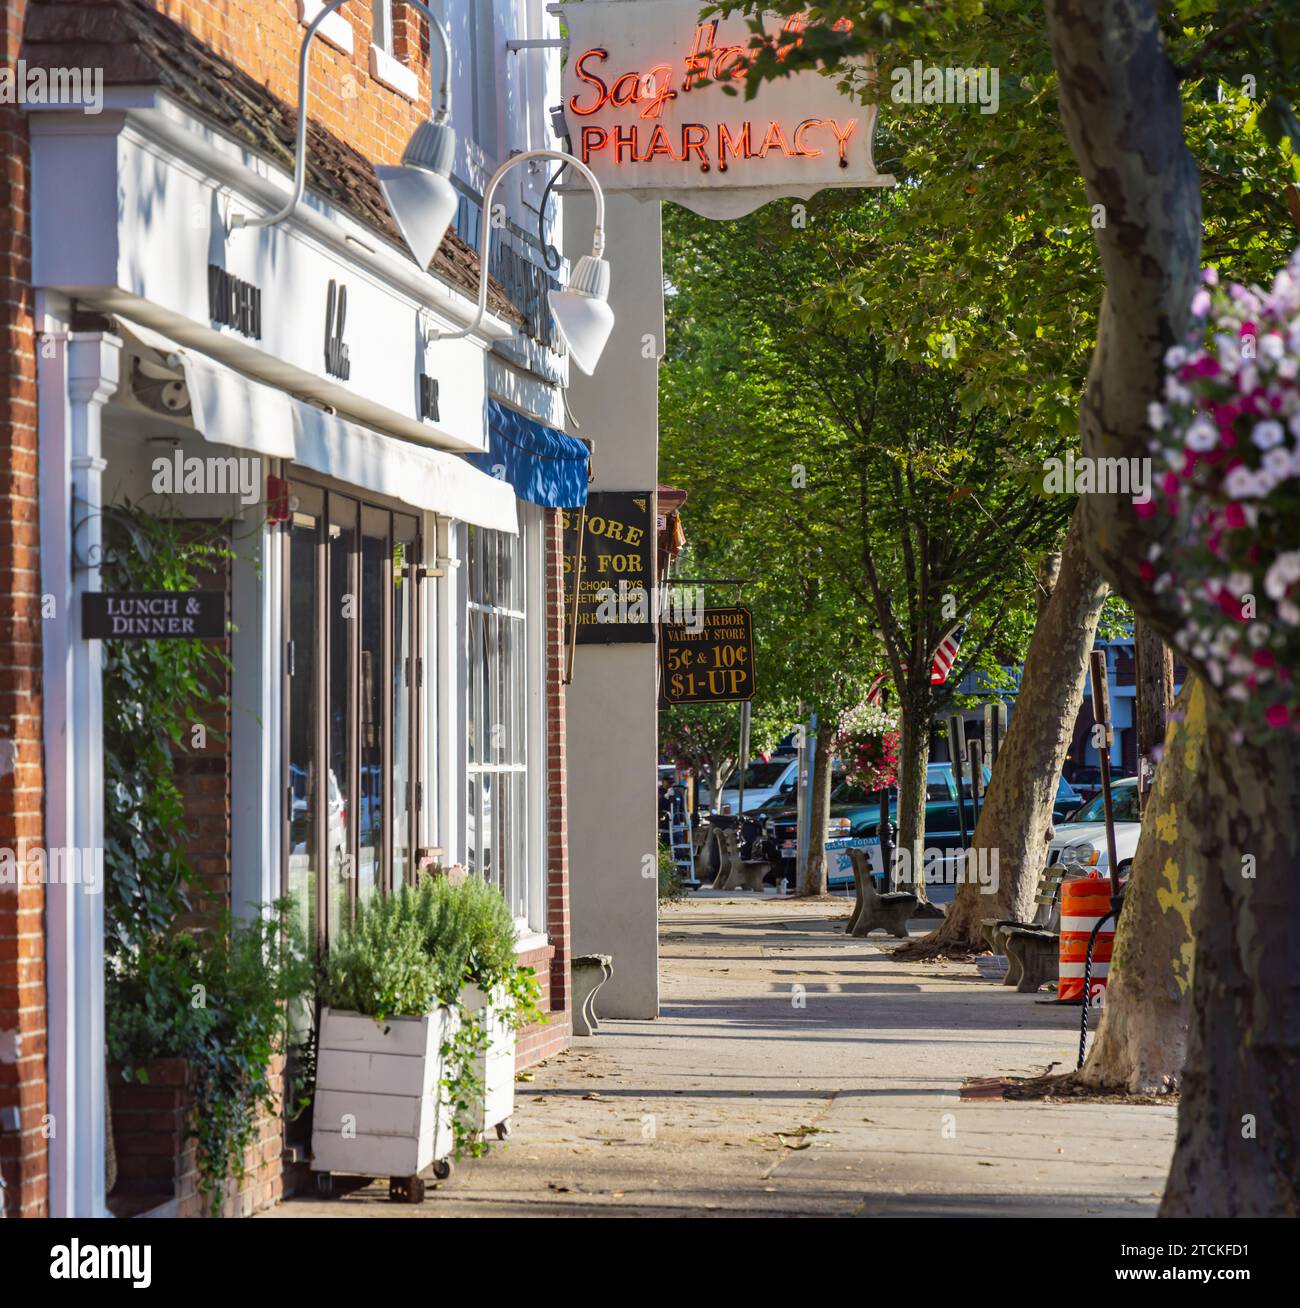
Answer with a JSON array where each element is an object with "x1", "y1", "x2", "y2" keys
[
  {"x1": 462, "y1": 983, "x2": 516, "y2": 1136},
  {"x1": 311, "y1": 1006, "x2": 455, "y2": 1178}
]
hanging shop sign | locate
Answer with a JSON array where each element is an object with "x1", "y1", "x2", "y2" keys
[
  {"x1": 81, "y1": 592, "x2": 226, "y2": 640},
  {"x1": 558, "y1": 1, "x2": 893, "y2": 219},
  {"x1": 562, "y1": 490, "x2": 656, "y2": 645},
  {"x1": 660, "y1": 606, "x2": 756, "y2": 704}
]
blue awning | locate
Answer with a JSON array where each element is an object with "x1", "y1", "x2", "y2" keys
[{"x1": 468, "y1": 399, "x2": 589, "y2": 509}]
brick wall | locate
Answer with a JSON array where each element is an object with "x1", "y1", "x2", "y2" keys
[
  {"x1": 152, "y1": 0, "x2": 433, "y2": 170},
  {"x1": 0, "y1": 0, "x2": 48, "y2": 1220},
  {"x1": 109, "y1": 1054, "x2": 285, "y2": 1218},
  {"x1": 516, "y1": 508, "x2": 572, "y2": 1069}
]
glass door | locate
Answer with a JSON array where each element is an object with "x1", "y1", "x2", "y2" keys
[{"x1": 282, "y1": 482, "x2": 425, "y2": 944}]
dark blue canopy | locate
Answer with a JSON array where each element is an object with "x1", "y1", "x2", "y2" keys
[{"x1": 468, "y1": 399, "x2": 589, "y2": 509}]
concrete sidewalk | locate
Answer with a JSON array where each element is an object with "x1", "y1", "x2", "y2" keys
[{"x1": 270, "y1": 898, "x2": 1176, "y2": 1218}]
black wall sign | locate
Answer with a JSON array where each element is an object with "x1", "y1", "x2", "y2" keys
[
  {"x1": 561, "y1": 491, "x2": 655, "y2": 645},
  {"x1": 660, "y1": 606, "x2": 756, "y2": 704},
  {"x1": 419, "y1": 374, "x2": 440, "y2": 422},
  {"x1": 324, "y1": 280, "x2": 350, "y2": 380},
  {"x1": 82, "y1": 592, "x2": 226, "y2": 640},
  {"x1": 208, "y1": 264, "x2": 262, "y2": 339}
]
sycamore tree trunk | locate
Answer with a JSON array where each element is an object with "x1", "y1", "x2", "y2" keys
[
  {"x1": 894, "y1": 690, "x2": 931, "y2": 903},
  {"x1": 913, "y1": 509, "x2": 1108, "y2": 951},
  {"x1": 1046, "y1": 0, "x2": 1300, "y2": 1213},
  {"x1": 1134, "y1": 617, "x2": 1175, "y2": 799},
  {"x1": 1074, "y1": 678, "x2": 1200, "y2": 1094},
  {"x1": 799, "y1": 717, "x2": 837, "y2": 896}
]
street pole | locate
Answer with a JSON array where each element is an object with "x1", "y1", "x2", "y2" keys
[
  {"x1": 947, "y1": 714, "x2": 969, "y2": 853},
  {"x1": 796, "y1": 711, "x2": 816, "y2": 892},
  {"x1": 737, "y1": 699, "x2": 750, "y2": 817}
]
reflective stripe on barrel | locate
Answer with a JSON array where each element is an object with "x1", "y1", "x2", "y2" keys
[{"x1": 1058, "y1": 875, "x2": 1115, "y2": 1003}]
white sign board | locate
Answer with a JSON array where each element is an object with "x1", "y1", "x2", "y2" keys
[{"x1": 558, "y1": 1, "x2": 892, "y2": 219}]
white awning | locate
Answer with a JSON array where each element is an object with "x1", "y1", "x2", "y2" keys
[{"x1": 115, "y1": 317, "x2": 517, "y2": 533}]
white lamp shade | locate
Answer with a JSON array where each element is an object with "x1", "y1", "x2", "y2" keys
[
  {"x1": 376, "y1": 163, "x2": 459, "y2": 272},
  {"x1": 549, "y1": 255, "x2": 615, "y2": 374}
]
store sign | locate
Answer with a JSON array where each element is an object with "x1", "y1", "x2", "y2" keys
[
  {"x1": 660, "y1": 606, "x2": 756, "y2": 703},
  {"x1": 558, "y1": 1, "x2": 892, "y2": 218},
  {"x1": 82, "y1": 592, "x2": 226, "y2": 640},
  {"x1": 561, "y1": 491, "x2": 656, "y2": 645},
  {"x1": 324, "y1": 280, "x2": 351, "y2": 380},
  {"x1": 207, "y1": 264, "x2": 262, "y2": 339}
]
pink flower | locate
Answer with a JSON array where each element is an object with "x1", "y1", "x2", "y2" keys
[
  {"x1": 1225, "y1": 502, "x2": 1247, "y2": 528},
  {"x1": 1135, "y1": 499, "x2": 1157, "y2": 520},
  {"x1": 1252, "y1": 649, "x2": 1276, "y2": 668},
  {"x1": 1267, "y1": 703, "x2": 1290, "y2": 728}
]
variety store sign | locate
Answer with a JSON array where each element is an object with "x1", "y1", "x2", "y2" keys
[{"x1": 559, "y1": 1, "x2": 892, "y2": 218}]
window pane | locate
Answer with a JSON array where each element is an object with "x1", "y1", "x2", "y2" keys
[
  {"x1": 287, "y1": 509, "x2": 319, "y2": 953},
  {"x1": 358, "y1": 524, "x2": 385, "y2": 900},
  {"x1": 327, "y1": 499, "x2": 357, "y2": 949},
  {"x1": 392, "y1": 526, "x2": 415, "y2": 887}
]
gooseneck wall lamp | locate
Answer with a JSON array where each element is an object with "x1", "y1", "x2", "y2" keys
[
  {"x1": 428, "y1": 149, "x2": 613, "y2": 374},
  {"x1": 228, "y1": 0, "x2": 614, "y2": 374}
]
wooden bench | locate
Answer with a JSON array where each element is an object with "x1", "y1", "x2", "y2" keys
[
  {"x1": 846, "y1": 848, "x2": 918, "y2": 938},
  {"x1": 980, "y1": 867, "x2": 1065, "y2": 993},
  {"x1": 711, "y1": 827, "x2": 770, "y2": 891}
]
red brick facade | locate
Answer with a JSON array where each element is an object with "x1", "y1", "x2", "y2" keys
[
  {"x1": 0, "y1": 0, "x2": 48, "y2": 1221},
  {"x1": 516, "y1": 508, "x2": 573, "y2": 1069}
]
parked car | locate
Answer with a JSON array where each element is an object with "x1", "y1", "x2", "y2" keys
[
  {"x1": 761, "y1": 763, "x2": 988, "y2": 887},
  {"x1": 1070, "y1": 764, "x2": 1136, "y2": 804},
  {"x1": 1047, "y1": 776, "x2": 1142, "y2": 884},
  {"x1": 715, "y1": 757, "x2": 800, "y2": 815},
  {"x1": 1052, "y1": 775, "x2": 1086, "y2": 821}
]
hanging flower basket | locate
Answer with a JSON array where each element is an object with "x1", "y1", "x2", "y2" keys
[
  {"x1": 1145, "y1": 251, "x2": 1300, "y2": 739},
  {"x1": 835, "y1": 701, "x2": 900, "y2": 793}
]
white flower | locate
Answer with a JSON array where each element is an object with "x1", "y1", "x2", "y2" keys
[
  {"x1": 1280, "y1": 357, "x2": 1299, "y2": 381},
  {"x1": 1261, "y1": 333, "x2": 1287, "y2": 362},
  {"x1": 1224, "y1": 466, "x2": 1258, "y2": 499},
  {"x1": 1263, "y1": 446, "x2": 1294, "y2": 479},
  {"x1": 1280, "y1": 599, "x2": 1300, "y2": 627},
  {"x1": 1248, "y1": 622, "x2": 1270, "y2": 647},
  {"x1": 1207, "y1": 659, "x2": 1224, "y2": 686},
  {"x1": 1252, "y1": 419, "x2": 1285, "y2": 449},
  {"x1": 1228, "y1": 684, "x2": 1250, "y2": 701},
  {"x1": 1264, "y1": 550, "x2": 1300, "y2": 601},
  {"x1": 1165, "y1": 377, "x2": 1192, "y2": 405},
  {"x1": 1163, "y1": 345, "x2": 1188, "y2": 370},
  {"x1": 1239, "y1": 364, "x2": 1259, "y2": 395},
  {"x1": 1147, "y1": 402, "x2": 1167, "y2": 431},
  {"x1": 1185, "y1": 417, "x2": 1219, "y2": 451}
]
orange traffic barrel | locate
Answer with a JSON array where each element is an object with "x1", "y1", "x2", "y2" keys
[{"x1": 1058, "y1": 875, "x2": 1115, "y2": 1004}]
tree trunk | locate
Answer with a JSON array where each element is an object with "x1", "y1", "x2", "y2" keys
[
  {"x1": 1074, "y1": 678, "x2": 1199, "y2": 1093},
  {"x1": 1160, "y1": 693, "x2": 1300, "y2": 1215},
  {"x1": 1134, "y1": 617, "x2": 1175, "y2": 800},
  {"x1": 1046, "y1": 0, "x2": 1300, "y2": 1213},
  {"x1": 894, "y1": 695, "x2": 930, "y2": 903},
  {"x1": 798, "y1": 717, "x2": 837, "y2": 897},
  {"x1": 911, "y1": 509, "x2": 1109, "y2": 952}
]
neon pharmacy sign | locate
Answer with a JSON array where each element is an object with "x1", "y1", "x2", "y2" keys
[{"x1": 558, "y1": 1, "x2": 892, "y2": 219}]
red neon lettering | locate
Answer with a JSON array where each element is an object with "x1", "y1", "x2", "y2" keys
[
  {"x1": 643, "y1": 123, "x2": 677, "y2": 161},
  {"x1": 716, "y1": 121, "x2": 753, "y2": 172},
  {"x1": 580, "y1": 125, "x2": 609, "y2": 162},
  {"x1": 614, "y1": 125, "x2": 638, "y2": 162},
  {"x1": 793, "y1": 118, "x2": 829, "y2": 157},
  {"x1": 829, "y1": 119, "x2": 856, "y2": 166},
  {"x1": 775, "y1": 15, "x2": 807, "y2": 62},
  {"x1": 712, "y1": 45, "x2": 747, "y2": 80},
  {"x1": 610, "y1": 71, "x2": 641, "y2": 109},
  {"x1": 680, "y1": 123, "x2": 710, "y2": 171},
  {"x1": 569, "y1": 48, "x2": 610, "y2": 116},
  {"x1": 759, "y1": 120, "x2": 793, "y2": 158},
  {"x1": 683, "y1": 22, "x2": 716, "y2": 92},
  {"x1": 639, "y1": 65, "x2": 677, "y2": 118}
]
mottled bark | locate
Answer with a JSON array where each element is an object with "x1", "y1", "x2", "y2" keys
[
  {"x1": 1045, "y1": 0, "x2": 1300, "y2": 1213},
  {"x1": 798, "y1": 717, "x2": 837, "y2": 897},
  {"x1": 914, "y1": 509, "x2": 1108, "y2": 950},
  {"x1": 1075, "y1": 679, "x2": 1199, "y2": 1094},
  {"x1": 1134, "y1": 618, "x2": 1175, "y2": 793}
]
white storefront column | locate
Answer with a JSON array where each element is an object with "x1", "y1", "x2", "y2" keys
[{"x1": 39, "y1": 325, "x2": 121, "y2": 1217}]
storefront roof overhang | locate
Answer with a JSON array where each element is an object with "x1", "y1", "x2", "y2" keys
[
  {"x1": 118, "y1": 317, "x2": 518, "y2": 533},
  {"x1": 467, "y1": 399, "x2": 590, "y2": 510}
]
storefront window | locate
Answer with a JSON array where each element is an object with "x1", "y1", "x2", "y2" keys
[
  {"x1": 466, "y1": 519, "x2": 530, "y2": 922},
  {"x1": 283, "y1": 483, "x2": 423, "y2": 953}
]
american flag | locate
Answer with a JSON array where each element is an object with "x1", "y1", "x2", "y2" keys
[
  {"x1": 865, "y1": 670, "x2": 890, "y2": 706},
  {"x1": 930, "y1": 619, "x2": 967, "y2": 686}
]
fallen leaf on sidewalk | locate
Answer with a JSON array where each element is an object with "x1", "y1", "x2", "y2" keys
[
  {"x1": 516, "y1": 1072, "x2": 535, "y2": 1082},
  {"x1": 582, "y1": 1092, "x2": 611, "y2": 1102},
  {"x1": 776, "y1": 1135, "x2": 812, "y2": 1150}
]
